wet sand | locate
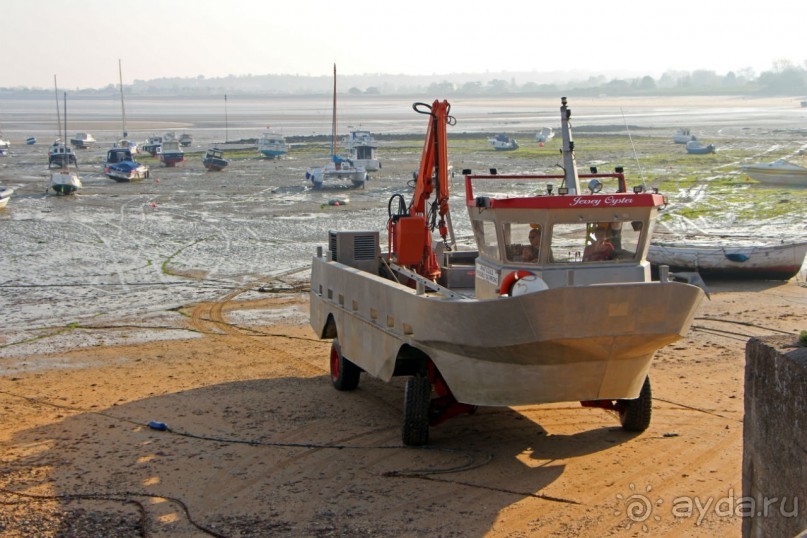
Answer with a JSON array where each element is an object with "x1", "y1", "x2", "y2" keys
[{"x1": 1, "y1": 97, "x2": 806, "y2": 536}]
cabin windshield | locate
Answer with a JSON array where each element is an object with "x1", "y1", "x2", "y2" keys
[{"x1": 498, "y1": 219, "x2": 644, "y2": 264}]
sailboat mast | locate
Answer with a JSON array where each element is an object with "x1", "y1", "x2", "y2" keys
[
  {"x1": 331, "y1": 64, "x2": 336, "y2": 157},
  {"x1": 224, "y1": 94, "x2": 228, "y2": 143},
  {"x1": 53, "y1": 75, "x2": 62, "y2": 140},
  {"x1": 63, "y1": 92, "x2": 67, "y2": 142},
  {"x1": 118, "y1": 59, "x2": 127, "y2": 138}
]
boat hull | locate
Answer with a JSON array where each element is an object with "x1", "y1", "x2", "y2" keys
[
  {"x1": 310, "y1": 257, "x2": 702, "y2": 406},
  {"x1": 648, "y1": 241, "x2": 807, "y2": 280},
  {"x1": 0, "y1": 187, "x2": 13, "y2": 208}
]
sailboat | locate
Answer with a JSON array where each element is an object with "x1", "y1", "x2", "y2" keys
[
  {"x1": 203, "y1": 95, "x2": 230, "y2": 171},
  {"x1": 305, "y1": 64, "x2": 367, "y2": 190},
  {"x1": 105, "y1": 60, "x2": 149, "y2": 182},
  {"x1": 115, "y1": 59, "x2": 138, "y2": 154},
  {"x1": 50, "y1": 79, "x2": 82, "y2": 195}
]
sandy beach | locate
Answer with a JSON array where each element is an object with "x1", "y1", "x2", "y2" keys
[{"x1": 1, "y1": 95, "x2": 806, "y2": 536}]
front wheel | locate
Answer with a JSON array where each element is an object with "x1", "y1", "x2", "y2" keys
[
  {"x1": 329, "y1": 338, "x2": 360, "y2": 391},
  {"x1": 617, "y1": 376, "x2": 652, "y2": 432},
  {"x1": 402, "y1": 375, "x2": 431, "y2": 446}
]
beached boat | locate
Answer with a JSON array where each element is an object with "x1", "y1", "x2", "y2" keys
[
  {"x1": 648, "y1": 238, "x2": 807, "y2": 280},
  {"x1": 104, "y1": 147, "x2": 149, "y2": 182},
  {"x1": 343, "y1": 130, "x2": 381, "y2": 172},
  {"x1": 69, "y1": 132, "x2": 96, "y2": 149},
  {"x1": 257, "y1": 131, "x2": 288, "y2": 159},
  {"x1": 0, "y1": 137, "x2": 9, "y2": 151},
  {"x1": 305, "y1": 65, "x2": 367, "y2": 189},
  {"x1": 535, "y1": 127, "x2": 554, "y2": 143},
  {"x1": 48, "y1": 141, "x2": 77, "y2": 168},
  {"x1": 141, "y1": 136, "x2": 163, "y2": 156},
  {"x1": 673, "y1": 128, "x2": 694, "y2": 144},
  {"x1": 488, "y1": 133, "x2": 519, "y2": 151},
  {"x1": 179, "y1": 133, "x2": 193, "y2": 147},
  {"x1": 685, "y1": 139, "x2": 716, "y2": 154},
  {"x1": 114, "y1": 60, "x2": 139, "y2": 155},
  {"x1": 202, "y1": 147, "x2": 229, "y2": 171},
  {"x1": 740, "y1": 159, "x2": 807, "y2": 186},
  {"x1": 50, "y1": 165, "x2": 82, "y2": 195},
  {"x1": 0, "y1": 186, "x2": 13, "y2": 208},
  {"x1": 310, "y1": 97, "x2": 705, "y2": 445},
  {"x1": 26, "y1": 136, "x2": 36, "y2": 145},
  {"x1": 157, "y1": 139, "x2": 185, "y2": 167}
]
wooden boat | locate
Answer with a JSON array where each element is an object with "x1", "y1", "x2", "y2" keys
[
  {"x1": 157, "y1": 139, "x2": 185, "y2": 167},
  {"x1": 685, "y1": 139, "x2": 716, "y2": 154},
  {"x1": 648, "y1": 238, "x2": 807, "y2": 280},
  {"x1": 305, "y1": 65, "x2": 367, "y2": 189},
  {"x1": 0, "y1": 186, "x2": 13, "y2": 208},
  {"x1": 202, "y1": 147, "x2": 229, "y2": 171},
  {"x1": 487, "y1": 133, "x2": 519, "y2": 150},
  {"x1": 310, "y1": 97, "x2": 704, "y2": 445},
  {"x1": 741, "y1": 159, "x2": 807, "y2": 187}
]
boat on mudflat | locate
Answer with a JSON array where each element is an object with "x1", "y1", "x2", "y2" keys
[
  {"x1": 741, "y1": 159, "x2": 807, "y2": 187},
  {"x1": 158, "y1": 139, "x2": 185, "y2": 167},
  {"x1": 343, "y1": 130, "x2": 380, "y2": 172},
  {"x1": 648, "y1": 238, "x2": 807, "y2": 280},
  {"x1": 0, "y1": 186, "x2": 13, "y2": 208},
  {"x1": 673, "y1": 128, "x2": 694, "y2": 144},
  {"x1": 535, "y1": 127, "x2": 554, "y2": 143},
  {"x1": 70, "y1": 132, "x2": 96, "y2": 149},
  {"x1": 310, "y1": 97, "x2": 705, "y2": 446},
  {"x1": 202, "y1": 147, "x2": 229, "y2": 171},
  {"x1": 685, "y1": 139, "x2": 716, "y2": 154},
  {"x1": 257, "y1": 131, "x2": 288, "y2": 159},
  {"x1": 487, "y1": 133, "x2": 519, "y2": 150},
  {"x1": 104, "y1": 147, "x2": 149, "y2": 182}
]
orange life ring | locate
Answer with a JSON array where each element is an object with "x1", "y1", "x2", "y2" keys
[{"x1": 499, "y1": 270, "x2": 535, "y2": 296}]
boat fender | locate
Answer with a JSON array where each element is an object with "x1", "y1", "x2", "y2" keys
[{"x1": 499, "y1": 270, "x2": 547, "y2": 296}]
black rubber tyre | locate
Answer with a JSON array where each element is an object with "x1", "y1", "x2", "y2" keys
[
  {"x1": 402, "y1": 375, "x2": 431, "y2": 446},
  {"x1": 329, "y1": 338, "x2": 360, "y2": 391},
  {"x1": 618, "y1": 376, "x2": 652, "y2": 432}
]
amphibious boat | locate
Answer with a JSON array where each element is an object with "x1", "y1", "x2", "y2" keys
[{"x1": 309, "y1": 98, "x2": 705, "y2": 446}]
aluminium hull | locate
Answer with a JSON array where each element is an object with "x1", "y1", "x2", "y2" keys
[{"x1": 310, "y1": 257, "x2": 702, "y2": 407}]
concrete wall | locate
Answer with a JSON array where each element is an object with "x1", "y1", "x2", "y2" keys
[{"x1": 743, "y1": 336, "x2": 807, "y2": 538}]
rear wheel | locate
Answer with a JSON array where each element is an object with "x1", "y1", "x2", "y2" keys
[
  {"x1": 402, "y1": 375, "x2": 431, "y2": 446},
  {"x1": 329, "y1": 338, "x2": 360, "y2": 391},
  {"x1": 618, "y1": 376, "x2": 652, "y2": 432}
]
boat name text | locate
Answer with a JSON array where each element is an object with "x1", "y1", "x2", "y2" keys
[{"x1": 570, "y1": 196, "x2": 635, "y2": 207}]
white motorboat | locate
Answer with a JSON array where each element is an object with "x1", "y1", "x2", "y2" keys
[
  {"x1": 535, "y1": 127, "x2": 554, "y2": 143},
  {"x1": 257, "y1": 131, "x2": 288, "y2": 159},
  {"x1": 343, "y1": 130, "x2": 380, "y2": 172},
  {"x1": 69, "y1": 132, "x2": 96, "y2": 149},
  {"x1": 673, "y1": 128, "x2": 694, "y2": 144},
  {"x1": 309, "y1": 97, "x2": 704, "y2": 445},
  {"x1": 740, "y1": 159, "x2": 807, "y2": 186},
  {"x1": 487, "y1": 133, "x2": 519, "y2": 150},
  {"x1": 0, "y1": 186, "x2": 13, "y2": 208}
]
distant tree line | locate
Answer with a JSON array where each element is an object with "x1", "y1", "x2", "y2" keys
[{"x1": 2, "y1": 62, "x2": 806, "y2": 98}]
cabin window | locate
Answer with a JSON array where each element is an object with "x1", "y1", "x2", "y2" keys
[
  {"x1": 473, "y1": 220, "x2": 499, "y2": 259},
  {"x1": 502, "y1": 222, "x2": 543, "y2": 263},
  {"x1": 550, "y1": 221, "x2": 642, "y2": 263}
]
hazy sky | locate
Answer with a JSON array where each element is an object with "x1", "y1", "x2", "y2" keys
[{"x1": 2, "y1": 0, "x2": 804, "y2": 89}]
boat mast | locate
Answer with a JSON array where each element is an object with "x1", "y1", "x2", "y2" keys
[
  {"x1": 559, "y1": 97, "x2": 581, "y2": 195},
  {"x1": 63, "y1": 92, "x2": 67, "y2": 143},
  {"x1": 224, "y1": 94, "x2": 228, "y2": 143},
  {"x1": 53, "y1": 75, "x2": 62, "y2": 141},
  {"x1": 118, "y1": 59, "x2": 127, "y2": 138},
  {"x1": 331, "y1": 64, "x2": 336, "y2": 158}
]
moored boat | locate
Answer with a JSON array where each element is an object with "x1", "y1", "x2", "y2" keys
[
  {"x1": 305, "y1": 65, "x2": 366, "y2": 189},
  {"x1": 685, "y1": 139, "x2": 716, "y2": 154},
  {"x1": 343, "y1": 130, "x2": 380, "y2": 172},
  {"x1": 535, "y1": 127, "x2": 554, "y2": 143},
  {"x1": 50, "y1": 167, "x2": 82, "y2": 195},
  {"x1": 157, "y1": 139, "x2": 185, "y2": 167},
  {"x1": 673, "y1": 128, "x2": 694, "y2": 144},
  {"x1": 104, "y1": 147, "x2": 149, "y2": 182},
  {"x1": 0, "y1": 186, "x2": 13, "y2": 208},
  {"x1": 179, "y1": 133, "x2": 193, "y2": 147},
  {"x1": 202, "y1": 147, "x2": 229, "y2": 171},
  {"x1": 69, "y1": 132, "x2": 96, "y2": 149},
  {"x1": 487, "y1": 133, "x2": 519, "y2": 150},
  {"x1": 257, "y1": 131, "x2": 288, "y2": 159},
  {"x1": 740, "y1": 159, "x2": 807, "y2": 187},
  {"x1": 26, "y1": 136, "x2": 36, "y2": 145},
  {"x1": 309, "y1": 97, "x2": 705, "y2": 445},
  {"x1": 648, "y1": 238, "x2": 807, "y2": 280},
  {"x1": 141, "y1": 135, "x2": 163, "y2": 156}
]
